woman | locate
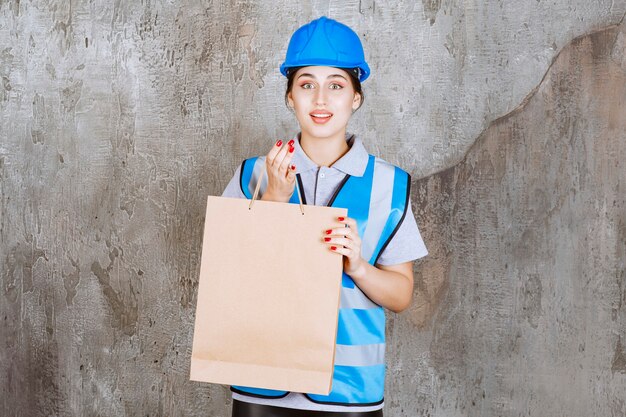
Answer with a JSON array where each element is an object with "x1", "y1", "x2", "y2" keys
[{"x1": 221, "y1": 16, "x2": 428, "y2": 417}]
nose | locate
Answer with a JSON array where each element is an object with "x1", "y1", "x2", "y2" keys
[{"x1": 314, "y1": 88, "x2": 327, "y2": 106}]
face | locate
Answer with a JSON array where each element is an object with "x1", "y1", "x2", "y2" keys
[{"x1": 287, "y1": 66, "x2": 362, "y2": 141}]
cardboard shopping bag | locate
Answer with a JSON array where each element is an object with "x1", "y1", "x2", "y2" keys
[{"x1": 190, "y1": 181, "x2": 346, "y2": 395}]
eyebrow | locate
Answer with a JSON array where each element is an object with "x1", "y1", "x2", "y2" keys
[{"x1": 296, "y1": 73, "x2": 348, "y2": 81}]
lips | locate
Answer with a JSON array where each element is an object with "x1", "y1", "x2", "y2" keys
[{"x1": 310, "y1": 110, "x2": 333, "y2": 124}]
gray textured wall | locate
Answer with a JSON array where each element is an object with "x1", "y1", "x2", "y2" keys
[
  {"x1": 404, "y1": 21, "x2": 626, "y2": 417},
  {"x1": 1, "y1": 1, "x2": 625, "y2": 416}
]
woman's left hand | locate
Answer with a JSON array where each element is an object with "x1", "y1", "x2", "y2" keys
[{"x1": 323, "y1": 216, "x2": 367, "y2": 280}]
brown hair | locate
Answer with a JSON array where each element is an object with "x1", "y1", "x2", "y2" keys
[{"x1": 284, "y1": 67, "x2": 365, "y2": 111}]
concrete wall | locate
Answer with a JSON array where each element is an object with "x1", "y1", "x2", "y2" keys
[
  {"x1": 402, "y1": 20, "x2": 626, "y2": 417},
  {"x1": 1, "y1": 1, "x2": 625, "y2": 416}
]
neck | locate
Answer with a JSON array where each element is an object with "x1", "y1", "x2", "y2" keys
[{"x1": 300, "y1": 131, "x2": 350, "y2": 167}]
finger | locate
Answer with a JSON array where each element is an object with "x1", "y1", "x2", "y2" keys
[
  {"x1": 329, "y1": 245, "x2": 350, "y2": 256},
  {"x1": 286, "y1": 164, "x2": 297, "y2": 182},
  {"x1": 339, "y1": 216, "x2": 359, "y2": 231},
  {"x1": 325, "y1": 233, "x2": 361, "y2": 252},
  {"x1": 324, "y1": 227, "x2": 353, "y2": 238},
  {"x1": 266, "y1": 139, "x2": 284, "y2": 165},
  {"x1": 272, "y1": 142, "x2": 295, "y2": 177},
  {"x1": 278, "y1": 146, "x2": 295, "y2": 177},
  {"x1": 323, "y1": 236, "x2": 352, "y2": 248},
  {"x1": 271, "y1": 142, "x2": 291, "y2": 170}
]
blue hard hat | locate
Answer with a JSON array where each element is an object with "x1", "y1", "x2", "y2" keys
[{"x1": 280, "y1": 16, "x2": 371, "y2": 82}]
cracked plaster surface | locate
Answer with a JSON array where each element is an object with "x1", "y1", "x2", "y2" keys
[{"x1": 395, "y1": 17, "x2": 626, "y2": 417}]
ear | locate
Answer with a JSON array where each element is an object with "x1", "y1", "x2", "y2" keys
[
  {"x1": 352, "y1": 92, "x2": 362, "y2": 111},
  {"x1": 287, "y1": 91, "x2": 295, "y2": 109}
]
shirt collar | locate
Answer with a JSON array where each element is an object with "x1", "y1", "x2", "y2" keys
[{"x1": 290, "y1": 132, "x2": 369, "y2": 177}]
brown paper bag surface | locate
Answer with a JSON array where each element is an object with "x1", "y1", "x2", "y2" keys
[{"x1": 190, "y1": 196, "x2": 347, "y2": 395}]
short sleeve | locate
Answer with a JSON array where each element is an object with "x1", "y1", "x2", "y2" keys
[
  {"x1": 221, "y1": 163, "x2": 247, "y2": 199},
  {"x1": 375, "y1": 203, "x2": 428, "y2": 266}
]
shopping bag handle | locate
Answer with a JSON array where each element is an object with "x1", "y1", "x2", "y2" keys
[{"x1": 249, "y1": 168, "x2": 305, "y2": 215}]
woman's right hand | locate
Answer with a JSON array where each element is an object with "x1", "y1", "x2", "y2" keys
[{"x1": 261, "y1": 139, "x2": 297, "y2": 202}]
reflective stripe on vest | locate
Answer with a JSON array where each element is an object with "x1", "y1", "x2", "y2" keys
[{"x1": 232, "y1": 154, "x2": 410, "y2": 405}]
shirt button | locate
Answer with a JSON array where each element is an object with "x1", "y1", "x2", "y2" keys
[{"x1": 320, "y1": 173, "x2": 325, "y2": 178}]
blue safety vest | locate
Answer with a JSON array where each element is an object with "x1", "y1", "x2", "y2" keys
[{"x1": 231, "y1": 154, "x2": 410, "y2": 406}]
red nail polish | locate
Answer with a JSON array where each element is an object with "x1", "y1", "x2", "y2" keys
[
  {"x1": 276, "y1": 140, "x2": 282, "y2": 147},
  {"x1": 325, "y1": 229, "x2": 332, "y2": 235},
  {"x1": 338, "y1": 217, "x2": 345, "y2": 221},
  {"x1": 324, "y1": 237, "x2": 331, "y2": 242},
  {"x1": 288, "y1": 139, "x2": 295, "y2": 146},
  {"x1": 291, "y1": 165, "x2": 296, "y2": 170},
  {"x1": 331, "y1": 246, "x2": 337, "y2": 251},
  {"x1": 289, "y1": 146, "x2": 294, "y2": 153}
]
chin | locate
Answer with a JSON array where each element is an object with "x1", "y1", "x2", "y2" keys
[
  {"x1": 302, "y1": 128, "x2": 342, "y2": 140},
  {"x1": 300, "y1": 121, "x2": 348, "y2": 140}
]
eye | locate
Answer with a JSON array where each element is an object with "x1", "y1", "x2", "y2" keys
[
  {"x1": 329, "y1": 83, "x2": 343, "y2": 90},
  {"x1": 300, "y1": 82, "x2": 314, "y2": 89}
]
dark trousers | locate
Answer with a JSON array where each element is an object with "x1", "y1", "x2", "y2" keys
[{"x1": 232, "y1": 399, "x2": 384, "y2": 417}]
